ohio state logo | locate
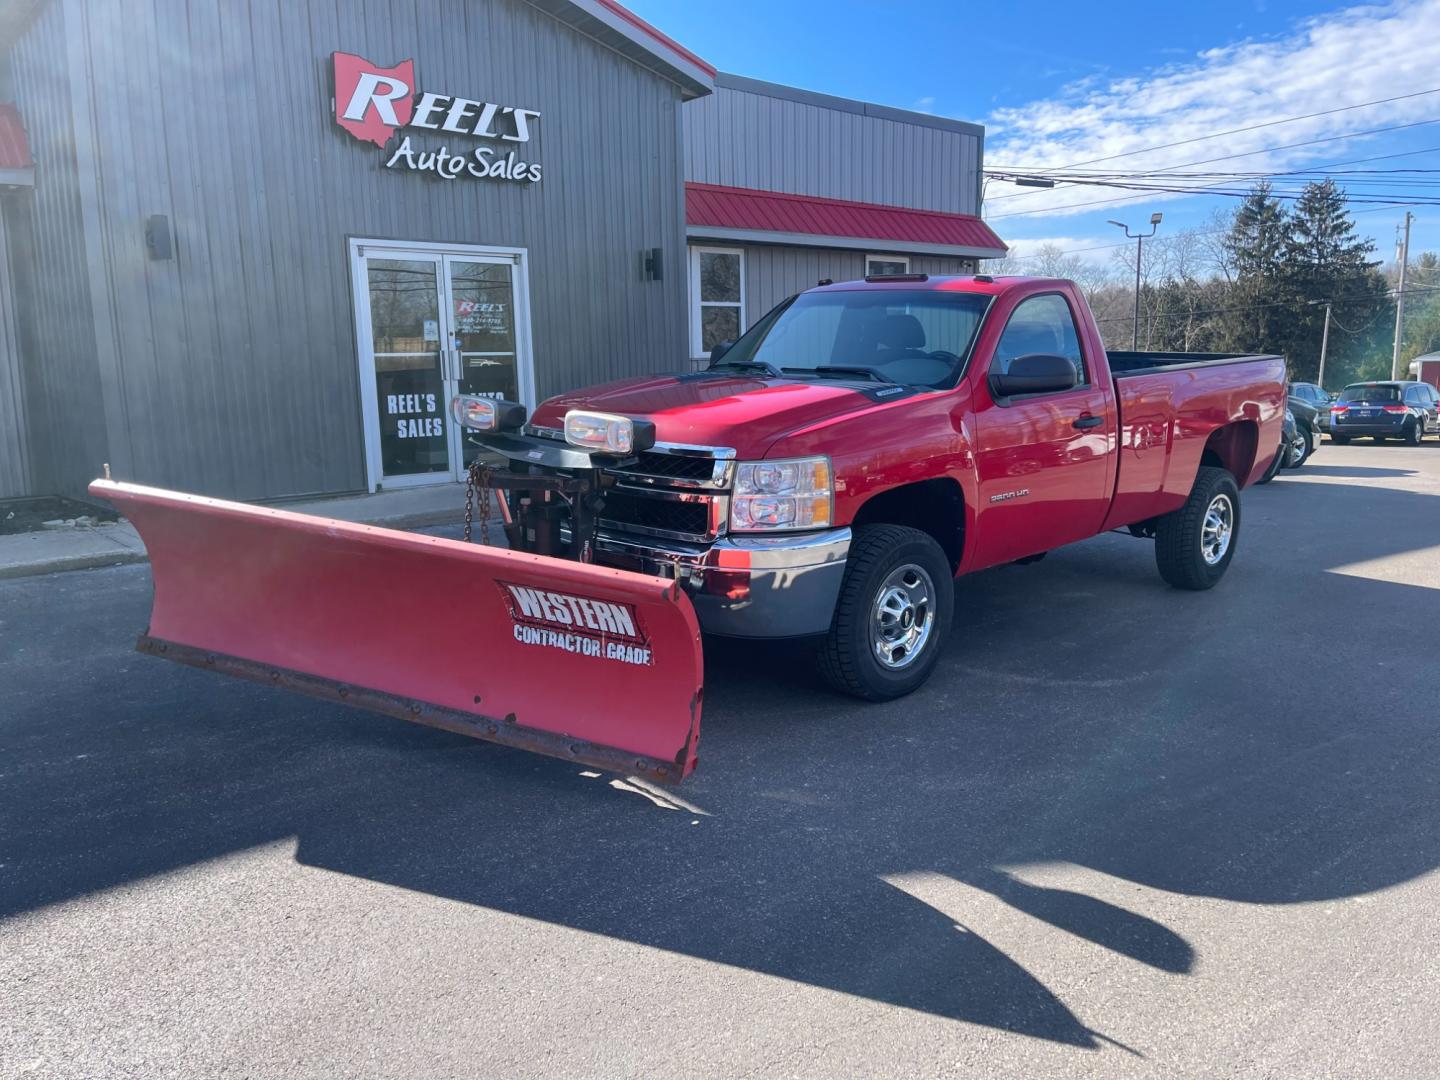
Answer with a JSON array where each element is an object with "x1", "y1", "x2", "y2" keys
[
  {"x1": 331, "y1": 51, "x2": 543, "y2": 183},
  {"x1": 334, "y1": 52, "x2": 415, "y2": 147}
]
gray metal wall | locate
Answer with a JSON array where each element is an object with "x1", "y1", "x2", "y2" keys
[
  {"x1": 685, "y1": 75, "x2": 983, "y2": 214},
  {"x1": 0, "y1": 202, "x2": 31, "y2": 497},
  {"x1": 738, "y1": 246, "x2": 975, "y2": 326},
  {"x1": 13, "y1": 0, "x2": 688, "y2": 500},
  {"x1": 6, "y1": 0, "x2": 109, "y2": 499}
]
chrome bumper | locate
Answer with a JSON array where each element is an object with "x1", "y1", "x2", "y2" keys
[{"x1": 592, "y1": 527, "x2": 852, "y2": 638}]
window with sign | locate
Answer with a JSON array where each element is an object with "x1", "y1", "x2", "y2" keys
[
  {"x1": 866, "y1": 255, "x2": 911, "y2": 277},
  {"x1": 690, "y1": 247, "x2": 745, "y2": 358}
]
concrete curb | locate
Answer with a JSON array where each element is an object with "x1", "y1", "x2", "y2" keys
[
  {"x1": 0, "y1": 548, "x2": 151, "y2": 581},
  {"x1": 0, "y1": 505, "x2": 467, "y2": 581}
]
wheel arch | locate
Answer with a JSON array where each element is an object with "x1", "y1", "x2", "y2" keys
[
  {"x1": 848, "y1": 478, "x2": 966, "y2": 572},
  {"x1": 1199, "y1": 420, "x2": 1260, "y2": 484}
]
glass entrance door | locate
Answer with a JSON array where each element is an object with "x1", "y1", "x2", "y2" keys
[
  {"x1": 353, "y1": 242, "x2": 531, "y2": 489},
  {"x1": 446, "y1": 259, "x2": 520, "y2": 468},
  {"x1": 366, "y1": 254, "x2": 449, "y2": 482}
]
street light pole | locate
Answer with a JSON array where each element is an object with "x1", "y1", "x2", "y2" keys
[{"x1": 1109, "y1": 214, "x2": 1163, "y2": 351}]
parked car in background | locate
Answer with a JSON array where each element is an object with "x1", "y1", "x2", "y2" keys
[
  {"x1": 1285, "y1": 398, "x2": 1320, "y2": 466},
  {"x1": 1289, "y1": 381, "x2": 1333, "y2": 431},
  {"x1": 1257, "y1": 409, "x2": 1296, "y2": 484},
  {"x1": 1329, "y1": 381, "x2": 1438, "y2": 445}
]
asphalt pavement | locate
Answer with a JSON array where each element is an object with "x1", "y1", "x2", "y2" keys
[{"x1": 3, "y1": 442, "x2": 1439, "y2": 1078}]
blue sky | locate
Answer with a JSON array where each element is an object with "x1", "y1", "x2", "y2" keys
[{"x1": 627, "y1": 0, "x2": 1440, "y2": 267}]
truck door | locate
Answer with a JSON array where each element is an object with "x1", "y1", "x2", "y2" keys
[{"x1": 970, "y1": 291, "x2": 1114, "y2": 568}]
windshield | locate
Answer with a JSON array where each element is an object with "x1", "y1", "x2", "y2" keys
[
  {"x1": 719, "y1": 289, "x2": 991, "y2": 389},
  {"x1": 1339, "y1": 384, "x2": 1401, "y2": 403}
]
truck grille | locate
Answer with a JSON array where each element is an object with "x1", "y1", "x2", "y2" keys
[
  {"x1": 599, "y1": 491, "x2": 716, "y2": 541},
  {"x1": 524, "y1": 428, "x2": 732, "y2": 541}
]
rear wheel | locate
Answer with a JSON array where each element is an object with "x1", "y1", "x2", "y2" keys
[
  {"x1": 1155, "y1": 466, "x2": 1240, "y2": 591},
  {"x1": 819, "y1": 524, "x2": 953, "y2": 701},
  {"x1": 1405, "y1": 421, "x2": 1423, "y2": 446}
]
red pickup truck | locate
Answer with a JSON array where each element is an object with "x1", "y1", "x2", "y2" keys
[
  {"x1": 472, "y1": 273, "x2": 1285, "y2": 698},
  {"x1": 96, "y1": 274, "x2": 1284, "y2": 782}
]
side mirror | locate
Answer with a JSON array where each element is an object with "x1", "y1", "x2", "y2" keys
[
  {"x1": 709, "y1": 340, "x2": 735, "y2": 364},
  {"x1": 989, "y1": 353, "x2": 1078, "y2": 398}
]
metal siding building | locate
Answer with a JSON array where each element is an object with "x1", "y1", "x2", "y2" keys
[
  {"x1": 0, "y1": 2, "x2": 1002, "y2": 502},
  {"x1": 680, "y1": 74, "x2": 1003, "y2": 359}
]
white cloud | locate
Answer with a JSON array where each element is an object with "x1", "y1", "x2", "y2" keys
[{"x1": 981, "y1": 0, "x2": 1440, "y2": 221}]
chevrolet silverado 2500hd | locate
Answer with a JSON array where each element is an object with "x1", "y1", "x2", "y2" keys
[{"x1": 94, "y1": 274, "x2": 1285, "y2": 781}]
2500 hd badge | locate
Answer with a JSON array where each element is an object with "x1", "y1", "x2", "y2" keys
[{"x1": 500, "y1": 583, "x2": 653, "y2": 665}]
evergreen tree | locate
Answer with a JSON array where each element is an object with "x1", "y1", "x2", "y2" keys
[
  {"x1": 1218, "y1": 183, "x2": 1295, "y2": 356},
  {"x1": 1285, "y1": 179, "x2": 1387, "y2": 386}
]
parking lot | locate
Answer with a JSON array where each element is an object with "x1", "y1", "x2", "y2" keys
[{"x1": 3, "y1": 441, "x2": 1439, "y2": 1078}]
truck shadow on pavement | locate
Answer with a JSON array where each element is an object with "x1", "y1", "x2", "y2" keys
[{"x1": 2, "y1": 476, "x2": 1438, "y2": 1050}]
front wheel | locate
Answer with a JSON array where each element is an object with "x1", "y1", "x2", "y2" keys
[
  {"x1": 818, "y1": 524, "x2": 954, "y2": 700},
  {"x1": 1155, "y1": 466, "x2": 1240, "y2": 591}
]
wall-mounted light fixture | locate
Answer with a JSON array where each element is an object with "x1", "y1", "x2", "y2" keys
[{"x1": 144, "y1": 215, "x2": 173, "y2": 260}]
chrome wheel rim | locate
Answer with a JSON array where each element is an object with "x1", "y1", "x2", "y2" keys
[
  {"x1": 871, "y1": 563, "x2": 936, "y2": 670},
  {"x1": 1286, "y1": 430, "x2": 1307, "y2": 466},
  {"x1": 1201, "y1": 494, "x2": 1234, "y2": 566}
]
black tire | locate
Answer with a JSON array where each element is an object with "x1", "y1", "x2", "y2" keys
[
  {"x1": 1255, "y1": 445, "x2": 1283, "y2": 484},
  {"x1": 1155, "y1": 466, "x2": 1240, "y2": 591},
  {"x1": 1373, "y1": 435, "x2": 1389, "y2": 443},
  {"x1": 818, "y1": 524, "x2": 954, "y2": 701},
  {"x1": 1331, "y1": 434, "x2": 1350, "y2": 445},
  {"x1": 1283, "y1": 427, "x2": 1310, "y2": 469},
  {"x1": 1404, "y1": 420, "x2": 1423, "y2": 446},
  {"x1": 1299, "y1": 427, "x2": 1316, "y2": 464}
]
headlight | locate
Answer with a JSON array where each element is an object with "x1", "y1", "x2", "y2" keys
[
  {"x1": 452, "y1": 395, "x2": 527, "y2": 432},
  {"x1": 729, "y1": 456, "x2": 833, "y2": 532},
  {"x1": 564, "y1": 410, "x2": 635, "y2": 454}
]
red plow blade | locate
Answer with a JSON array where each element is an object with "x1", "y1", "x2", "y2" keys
[{"x1": 91, "y1": 480, "x2": 704, "y2": 783}]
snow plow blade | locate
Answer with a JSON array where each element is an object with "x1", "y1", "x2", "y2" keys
[{"x1": 90, "y1": 480, "x2": 703, "y2": 783}]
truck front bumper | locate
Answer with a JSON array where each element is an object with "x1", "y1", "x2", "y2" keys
[{"x1": 592, "y1": 528, "x2": 852, "y2": 638}]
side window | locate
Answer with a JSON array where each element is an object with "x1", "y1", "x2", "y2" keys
[
  {"x1": 1405, "y1": 387, "x2": 1423, "y2": 406},
  {"x1": 990, "y1": 294, "x2": 1085, "y2": 385}
]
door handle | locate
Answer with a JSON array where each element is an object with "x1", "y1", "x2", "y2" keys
[{"x1": 1072, "y1": 414, "x2": 1103, "y2": 430}]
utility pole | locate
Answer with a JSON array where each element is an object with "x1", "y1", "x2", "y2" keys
[
  {"x1": 1109, "y1": 213, "x2": 1163, "y2": 350},
  {"x1": 1392, "y1": 211, "x2": 1413, "y2": 379},
  {"x1": 1308, "y1": 299, "x2": 1332, "y2": 388}
]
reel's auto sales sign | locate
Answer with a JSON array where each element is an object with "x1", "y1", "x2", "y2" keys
[{"x1": 333, "y1": 51, "x2": 542, "y2": 183}]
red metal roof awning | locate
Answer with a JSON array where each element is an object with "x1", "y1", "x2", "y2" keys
[
  {"x1": 0, "y1": 103, "x2": 34, "y2": 186},
  {"x1": 685, "y1": 182, "x2": 1006, "y2": 258}
]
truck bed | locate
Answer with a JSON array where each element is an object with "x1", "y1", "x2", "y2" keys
[
  {"x1": 1101, "y1": 350, "x2": 1287, "y2": 533},
  {"x1": 1106, "y1": 351, "x2": 1281, "y2": 377}
]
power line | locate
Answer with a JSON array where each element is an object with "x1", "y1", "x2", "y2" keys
[
  {"x1": 988, "y1": 86, "x2": 1440, "y2": 175},
  {"x1": 986, "y1": 118, "x2": 1440, "y2": 216},
  {"x1": 985, "y1": 147, "x2": 1440, "y2": 224},
  {"x1": 1091, "y1": 282, "x2": 1440, "y2": 325}
]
